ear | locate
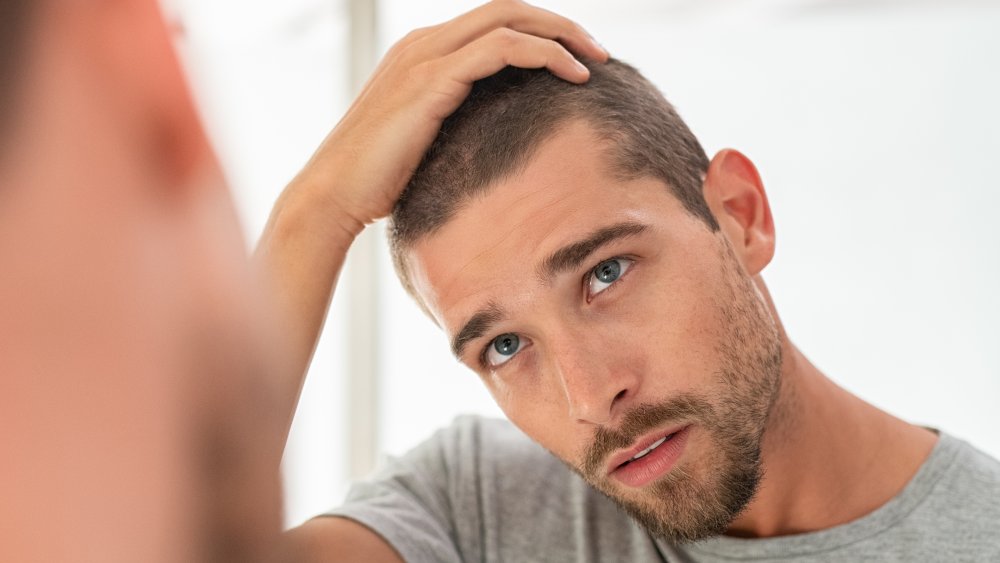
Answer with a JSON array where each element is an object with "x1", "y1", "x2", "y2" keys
[{"x1": 702, "y1": 149, "x2": 775, "y2": 276}]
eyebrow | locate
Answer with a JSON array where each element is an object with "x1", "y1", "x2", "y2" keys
[
  {"x1": 450, "y1": 221, "x2": 650, "y2": 361},
  {"x1": 451, "y1": 301, "x2": 505, "y2": 359},
  {"x1": 539, "y1": 221, "x2": 649, "y2": 281}
]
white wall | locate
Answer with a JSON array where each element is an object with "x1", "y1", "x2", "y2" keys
[{"x1": 166, "y1": 0, "x2": 1000, "y2": 529}]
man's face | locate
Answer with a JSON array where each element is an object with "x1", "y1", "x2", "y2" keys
[{"x1": 408, "y1": 120, "x2": 784, "y2": 542}]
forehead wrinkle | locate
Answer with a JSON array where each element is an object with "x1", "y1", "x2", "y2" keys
[
  {"x1": 441, "y1": 184, "x2": 573, "y2": 300},
  {"x1": 433, "y1": 223, "x2": 523, "y2": 313}
]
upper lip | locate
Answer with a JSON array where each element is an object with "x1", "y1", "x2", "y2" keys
[{"x1": 605, "y1": 424, "x2": 688, "y2": 475}]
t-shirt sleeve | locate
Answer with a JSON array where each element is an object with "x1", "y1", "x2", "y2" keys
[{"x1": 322, "y1": 421, "x2": 472, "y2": 563}]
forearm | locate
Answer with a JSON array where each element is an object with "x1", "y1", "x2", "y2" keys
[{"x1": 254, "y1": 172, "x2": 363, "y2": 442}]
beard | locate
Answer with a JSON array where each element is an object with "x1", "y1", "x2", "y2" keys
[{"x1": 573, "y1": 235, "x2": 784, "y2": 544}]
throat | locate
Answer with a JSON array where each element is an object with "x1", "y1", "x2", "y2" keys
[{"x1": 725, "y1": 360, "x2": 939, "y2": 538}]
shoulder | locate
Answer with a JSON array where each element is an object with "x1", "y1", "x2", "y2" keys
[
  {"x1": 337, "y1": 415, "x2": 555, "y2": 512},
  {"x1": 415, "y1": 416, "x2": 657, "y2": 559},
  {"x1": 952, "y1": 435, "x2": 1000, "y2": 484},
  {"x1": 365, "y1": 415, "x2": 556, "y2": 478},
  {"x1": 323, "y1": 416, "x2": 548, "y2": 563},
  {"x1": 429, "y1": 414, "x2": 557, "y2": 467},
  {"x1": 933, "y1": 432, "x2": 1000, "y2": 507},
  {"x1": 329, "y1": 416, "x2": 652, "y2": 562},
  {"x1": 406, "y1": 414, "x2": 573, "y2": 499},
  {"x1": 913, "y1": 432, "x2": 1000, "y2": 557}
]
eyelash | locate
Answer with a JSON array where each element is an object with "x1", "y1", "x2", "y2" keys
[
  {"x1": 584, "y1": 255, "x2": 634, "y2": 303},
  {"x1": 477, "y1": 255, "x2": 635, "y2": 370}
]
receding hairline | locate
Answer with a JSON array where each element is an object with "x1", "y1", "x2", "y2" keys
[
  {"x1": 395, "y1": 113, "x2": 659, "y2": 249},
  {"x1": 394, "y1": 115, "x2": 714, "y2": 322}
]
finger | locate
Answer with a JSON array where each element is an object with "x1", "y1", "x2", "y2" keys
[
  {"x1": 414, "y1": 0, "x2": 607, "y2": 65},
  {"x1": 428, "y1": 28, "x2": 591, "y2": 94},
  {"x1": 357, "y1": 24, "x2": 446, "y2": 107}
]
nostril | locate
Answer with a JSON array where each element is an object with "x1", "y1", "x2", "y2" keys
[{"x1": 612, "y1": 389, "x2": 627, "y2": 405}]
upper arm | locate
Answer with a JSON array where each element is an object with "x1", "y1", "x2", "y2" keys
[{"x1": 283, "y1": 516, "x2": 404, "y2": 563}]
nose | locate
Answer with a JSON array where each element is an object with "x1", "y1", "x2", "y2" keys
[{"x1": 548, "y1": 332, "x2": 640, "y2": 426}]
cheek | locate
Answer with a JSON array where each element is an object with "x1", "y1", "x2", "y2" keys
[
  {"x1": 486, "y1": 375, "x2": 584, "y2": 463},
  {"x1": 625, "y1": 256, "x2": 728, "y2": 390}
]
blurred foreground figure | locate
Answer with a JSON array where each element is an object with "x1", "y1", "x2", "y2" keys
[{"x1": 0, "y1": 1, "x2": 287, "y2": 561}]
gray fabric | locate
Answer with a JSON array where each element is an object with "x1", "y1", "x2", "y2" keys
[{"x1": 326, "y1": 415, "x2": 1000, "y2": 562}]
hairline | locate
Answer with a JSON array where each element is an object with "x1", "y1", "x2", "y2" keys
[{"x1": 394, "y1": 114, "x2": 717, "y2": 321}]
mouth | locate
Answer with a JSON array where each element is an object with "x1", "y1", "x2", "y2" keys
[{"x1": 606, "y1": 425, "x2": 692, "y2": 488}]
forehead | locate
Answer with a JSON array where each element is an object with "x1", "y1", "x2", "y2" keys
[{"x1": 407, "y1": 120, "x2": 690, "y2": 334}]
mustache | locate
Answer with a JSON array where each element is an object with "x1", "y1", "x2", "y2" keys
[{"x1": 582, "y1": 393, "x2": 714, "y2": 478}]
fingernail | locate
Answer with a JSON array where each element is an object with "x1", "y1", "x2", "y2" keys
[{"x1": 574, "y1": 59, "x2": 589, "y2": 73}]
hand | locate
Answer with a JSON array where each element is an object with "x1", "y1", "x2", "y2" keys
[{"x1": 296, "y1": 0, "x2": 609, "y2": 236}]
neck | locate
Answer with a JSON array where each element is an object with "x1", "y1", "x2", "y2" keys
[{"x1": 724, "y1": 288, "x2": 937, "y2": 538}]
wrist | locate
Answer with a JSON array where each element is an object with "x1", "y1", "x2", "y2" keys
[{"x1": 276, "y1": 174, "x2": 367, "y2": 251}]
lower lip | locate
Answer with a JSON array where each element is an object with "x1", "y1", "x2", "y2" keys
[{"x1": 610, "y1": 425, "x2": 691, "y2": 488}]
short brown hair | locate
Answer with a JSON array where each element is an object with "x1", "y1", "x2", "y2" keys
[{"x1": 389, "y1": 58, "x2": 718, "y2": 304}]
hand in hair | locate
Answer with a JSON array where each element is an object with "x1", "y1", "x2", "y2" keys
[{"x1": 293, "y1": 0, "x2": 608, "y2": 234}]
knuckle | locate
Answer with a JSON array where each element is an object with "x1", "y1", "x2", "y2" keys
[
  {"x1": 402, "y1": 26, "x2": 429, "y2": 43},
  {"x1": 392, "y1": 26, "x2": 432, "y2": 55},
  {"x1": 488, "y1": 26, "x2": 519, "y2": 47},
  {"x1": 386, "y1": 32, "x2": 416, "y2": 58},
  {"x1": 390, "y1": 27, "x2": 424, "y2": 52}
]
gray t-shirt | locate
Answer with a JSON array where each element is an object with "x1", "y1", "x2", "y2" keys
[{"x1": 327, "y1": 416, "x2": 1000, "y2": 562}]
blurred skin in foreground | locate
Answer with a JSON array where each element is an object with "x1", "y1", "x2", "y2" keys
[
  {"x1": 0, "y1": 1, "x2": 287, "y2": 561},
  {"x1": 0, "y1": 0, "x2": 606, "y2": 561}
]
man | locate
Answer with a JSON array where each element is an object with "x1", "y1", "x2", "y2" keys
[
  {"x1": 0, "y1": 0, "x2": 603, "y2": 561},
  {"x1": 280, "y1": 5, "x2": 1000, "y2": 563}
]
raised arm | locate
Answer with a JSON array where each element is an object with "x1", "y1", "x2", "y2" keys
[{"x1": 254, "y1": 0, "x2": 608, "y2": 450}]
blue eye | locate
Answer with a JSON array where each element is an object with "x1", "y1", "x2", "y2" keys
[
  {"x1": 588, "y1": 258, "x2": 633, "y2": 297},
  {"x1": 486, "y1": 333, "x2": 521, "y2": 367}
]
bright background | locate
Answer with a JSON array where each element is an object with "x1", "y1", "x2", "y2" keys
[{"x1": 161, "y1": 0, "x2": 1000, "y2": 528}]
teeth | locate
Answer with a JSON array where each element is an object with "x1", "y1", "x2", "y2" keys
[{"x1": 630, "y1": 436, "x2": 668, "y2": 461}]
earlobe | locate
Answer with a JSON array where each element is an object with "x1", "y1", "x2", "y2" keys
[{"x1": 703, "y1": 149, "x2": 776, "y2": 276}]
